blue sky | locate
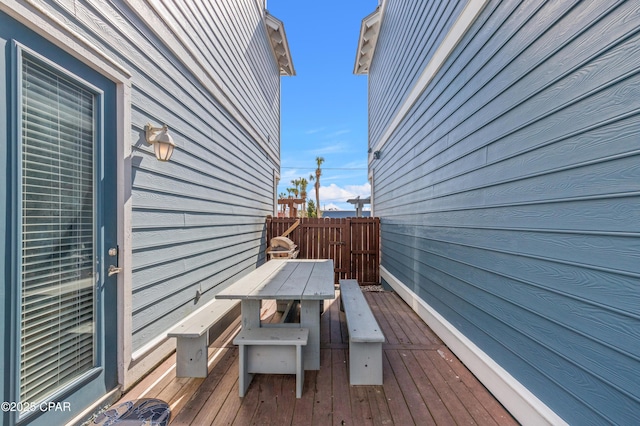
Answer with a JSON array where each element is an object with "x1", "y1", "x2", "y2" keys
[{"x1": 267, "y1": 0, "x2": 378, "y2": 210}]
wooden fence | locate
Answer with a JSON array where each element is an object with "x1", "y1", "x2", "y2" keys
[{"x1": 265, "y1": 216, "x2": 380, "y2": 285}]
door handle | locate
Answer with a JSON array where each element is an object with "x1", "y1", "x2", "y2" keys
[
  {"x1": 108, "y1": 265, "x2": 123, "y2": 276},
  {"x1": 108, "y1": 246, "x2": 121, "y2": 277}
]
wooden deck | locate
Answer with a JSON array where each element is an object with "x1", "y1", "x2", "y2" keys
[{"x1": 116, "y1": 291, "x2": 518, "y2": 425}]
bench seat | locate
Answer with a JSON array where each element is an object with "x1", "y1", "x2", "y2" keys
[
  {"x1": 167, "y1": 298, "x2": 240, "y2": 378},
  {"x1": 234, "y1": 327, "x2": 309, "y2": 398},
  {"x1": 340, "y1": 279, "x2": 385, "y2": 385}
]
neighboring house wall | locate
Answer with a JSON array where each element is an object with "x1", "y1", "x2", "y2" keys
[
  {"x1": 1, "y1": 0, "x2": 288, "y2": 424},
  {"x1": 368, "y1": 0, "x2": 466, "y2": 145},
  {"x1": 366, "y1": 0, "x2": 640, "y2": 424},
  {"x1": 120, "y1": 0, "x2": 281, "y2": 354}
]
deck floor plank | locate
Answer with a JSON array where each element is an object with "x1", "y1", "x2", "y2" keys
[
  {"x1": 386, "y1": 349, "x2": 437, "y2": 425},
  {"x1": 169, "y1": 347, "x2": 236, "y2": 425},
  {"x1": 328, "y1": 297, "x2": 343, "y2": 345},
  {"x1": 191, "y1": 351, "x2": 240, "y2": 425},
  {"x1": 251, "y1": 373, "x2": 282, "y2": 423},
  {"x1": 415, "y1": 348, "x2": 479, "y2": 425},
  {"x1": 275, "y1": 374, "x2": 297, "y2": 423},
  {"x1": 290, "y1": 369, "x2": 317, "y2": 425},
  {"x1": 380, "y1": 350, "x2": 417, "y2": 425},
  {"x1": 367, "y1": 385, "x2": 393, "y2": 426},
  {"x1": 350, "y1": 384, "x2": 374, "y2": 425},
  {"x1": 113, "y1": 290, "x2": 518, "y2": 425},
  {"x1": 386, "y1": 292, "x2": 440, "y2": 345},
  {"x1": 331, "y1": 348, "x2": 352, "y2": 425},
  {"x1": 399, "y1": 348, "x2": 455, "y2": 425},
  {"x1": 312, "y1": 348, "x2": 334, "y2": 425},
  {"x1": 370, "y1": 292, "x2": 410, "y2": 345}
]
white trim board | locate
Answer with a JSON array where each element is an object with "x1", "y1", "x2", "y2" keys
[
  {"x1": 369, "y1": 0, "x2": 488, "y2": 163},
  {"x1": 0, "y1": 0, "x2": 131, "y2": 82},
  {"x1": 380, "y1": 266, "x2": 567, "y2": 426}
]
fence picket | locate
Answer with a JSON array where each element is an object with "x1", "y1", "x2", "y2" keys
[{"x1": 266, "y1": 216, "x2": 380, "y2": 285}]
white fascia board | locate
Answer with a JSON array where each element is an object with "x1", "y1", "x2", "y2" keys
[{"x1": 265, "y1": 12, "x2": 296, "y2": 76}]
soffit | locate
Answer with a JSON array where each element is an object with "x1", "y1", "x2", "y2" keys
[
  {"x1": 353, "y1": 7, "x2": 381, "y2": 75},
  {"x1": 265, "y1": 12, "x2": 295, "y2": 76}
]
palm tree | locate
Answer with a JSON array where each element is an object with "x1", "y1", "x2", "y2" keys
[
  {"x1": 299, "y1": 178, "x2": 309, "y2": 216},
  {"x1": 314, "y1": 156, "x2": 324, "y2": 217},
  {"x1": 290, "y1": 179, "x2": 300, "y2": 198}
]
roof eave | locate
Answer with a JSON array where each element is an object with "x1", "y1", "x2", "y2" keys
[
  {"x1": 265, "y1": 12, "x2": 296, "y2": 76},
  {"x1": 353, "y1": 7, "x2": 381, "y2": 75}
]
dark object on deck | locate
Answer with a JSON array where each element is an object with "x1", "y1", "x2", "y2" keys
[{"x1": 92, "y1": 398, "x2": 170, "y2": 426}]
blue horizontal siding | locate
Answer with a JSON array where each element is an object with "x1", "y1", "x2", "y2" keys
[
  {"x1": 371, "y1": 0, "x2": 640, "y2": 423},
  {"x1": 29, "y1": 0, "x2": 282, "y2": 350},
  {"x1": 369, "y1": 0, "x2": 466, "y2": 146}
]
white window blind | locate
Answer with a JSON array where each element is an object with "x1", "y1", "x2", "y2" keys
[{"x1": 20, "y1": 54, "x2": 96, "y2": 405}]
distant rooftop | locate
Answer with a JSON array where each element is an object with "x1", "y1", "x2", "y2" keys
[{"x1": 321, "y1": 210, "x2": 371, "y2": 219}]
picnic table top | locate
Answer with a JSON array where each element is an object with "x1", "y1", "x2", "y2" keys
[{"x1": 216, "y1": 259, "x2": 335, "y2": 301}]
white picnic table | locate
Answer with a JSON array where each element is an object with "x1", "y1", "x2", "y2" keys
[{"x1": 216, "y1": 259, "x2": 335, "y2": 370}]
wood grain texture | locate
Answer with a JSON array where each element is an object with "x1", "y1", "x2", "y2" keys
[{"x1": 113, "y1": 291, "x2": 517, "y2": 425}]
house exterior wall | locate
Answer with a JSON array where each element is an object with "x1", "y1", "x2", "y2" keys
[
  {"x1": 368, "y1": 0, "x2": 640, "y2": 424},
  {"x1": 368, "y1": 0, "x2": 466, "y2": 145},
  {"x1": 114, "y1": 0, "x2": 281, "y2": 353},
  {"x1": 1, "y1": 0, "x2": 285, "y2": 424}
]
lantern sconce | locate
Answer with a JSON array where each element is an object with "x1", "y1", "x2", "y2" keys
[
  {"x1": 373, "y1": 150, "x2": 381, "y2": 160},
  {"x1": 145, "y1": 123, "x2": 176, "y2": 162}
]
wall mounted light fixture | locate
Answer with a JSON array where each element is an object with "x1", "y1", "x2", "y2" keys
[
  {"x1": 373, "y1": 150, "x2": 381, "y2": 160},
  {"x1": 145, "y1": 123, "x2": 175, "y2": 162}
]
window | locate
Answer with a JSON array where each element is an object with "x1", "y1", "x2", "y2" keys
[{"x1": 19, "y1": 53, "x2": 97, "y2": 405}]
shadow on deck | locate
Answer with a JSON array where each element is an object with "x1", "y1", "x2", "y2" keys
[{"x1": 116, "y1": 291, "x2": 518, "y2": 425}]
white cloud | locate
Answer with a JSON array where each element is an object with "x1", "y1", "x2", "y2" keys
[
  {"x1": 319, "y1": 182, "x2": 370, "y2": 202},
  {"x1": 326, "y1": 129, "x2": 351, "y2": 138}
]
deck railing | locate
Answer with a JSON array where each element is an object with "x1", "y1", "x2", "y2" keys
[{"x1": 265, "y1": 216, "x2": 380, "y2": 285}]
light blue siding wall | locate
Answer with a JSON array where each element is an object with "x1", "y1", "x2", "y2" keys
[
  {"x1": 368, "y1": 0, "x2": 465, "y2": 145},
  {"x1": 25, "y1": 0, "x2": 282, "y2": 350},
  {"x1": 124, "y1": 1, "x2": 279, "y2": 349},
  {"x1": 370, "y1": 0, "x2": 640, "y2": 424}
]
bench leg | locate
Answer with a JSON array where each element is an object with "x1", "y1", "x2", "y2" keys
[
  {"x1": 296, "y1": 344, "x2": 304, "y2": 398},
  {"x1": 349, "y1": 342, "x2": 383, "y2": 385},
  {"x1": 237, "y1": 344, "x2": 254, "y2": 397},
  {"x1": 175, "y1": 335, "x2": 208, "y2": 378},
  {"x1": 237, "y1": 343, "x2": 304, "y2": 398}
]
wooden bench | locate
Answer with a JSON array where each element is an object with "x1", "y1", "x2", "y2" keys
[
  {"x1": 233, "y1": 327, "x2": 308, "y2": 398},
  {"x1": 167, "y1": 298, "x2": 240, "y2": 378},
  {"x1": 339, "y1": 279, "x2": 385, "y2": 385}
]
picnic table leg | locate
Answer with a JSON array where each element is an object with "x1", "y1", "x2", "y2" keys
[
  {"x1": 237, "y1": 299, "x2": 261, "y2": 397},
  {"x1": 241, "y1": 299, "x2": 261, "y2": 328},
  {"x1": 300, "y1": 299, "x2": 321, "y2": 370}
]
